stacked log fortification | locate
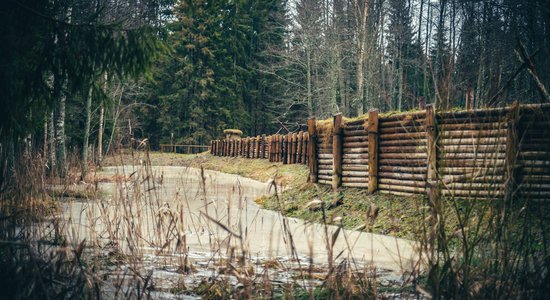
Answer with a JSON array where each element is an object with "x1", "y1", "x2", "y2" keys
[{"x1": 210, "y1": 103, "x2": 550, "y2": 199}]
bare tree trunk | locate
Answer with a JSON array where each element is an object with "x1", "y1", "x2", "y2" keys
[
  {"x1": 353, "y1": 0, "x2": 369, "y2": 116},
  {"x1": 43, "y1": 117, "x2": 48, "y2": 160},
  {"x1": 81, "y1": 84, "x2": 93, "y2": 180},
  {"x1": 98, "y1": 103, "x2": 104, "y2": 164},
  {"x1": 56, "y1": 79, "x2": 67, "y2": 178},
  {"x1": 306, "y1": 47, "x2": 313, "y2": 117},
  {"x1": 48, "y1": 111, "x2": 56, "y2": 171}
]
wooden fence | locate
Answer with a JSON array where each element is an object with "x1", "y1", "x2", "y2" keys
[
  {"x1": 210, "y1": 133, "x2": 310, "y2": 164},
  {"x1": 160, "y1": 144, "x2": 210, "y2": 154},
  {"x1": 210, "y1": 103, "x2": 550, "y2": 200}
]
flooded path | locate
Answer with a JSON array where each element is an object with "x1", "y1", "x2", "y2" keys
[{"x1": 61, "y1": 165, "x2": 418, "y2": 295}]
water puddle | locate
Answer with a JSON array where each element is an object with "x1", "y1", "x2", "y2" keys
[{"x1": 57, "y1": 165, "x2": 417, "y2": 296}]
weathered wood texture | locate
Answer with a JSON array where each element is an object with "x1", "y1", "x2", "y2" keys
[{"x1": 210, "y1": 103, "x2": 550, "y2": 200}]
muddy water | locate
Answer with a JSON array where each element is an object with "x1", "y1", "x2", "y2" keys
[{"x1": 61, "y1": 165, "x2": 417, "y2": 295}]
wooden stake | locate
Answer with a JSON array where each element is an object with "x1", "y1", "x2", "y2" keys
[
  {"x1": 426, "y1": 105, "x2": 437, "y2": 183},
  {"x1": 368, "y1": 110, "x2": 379, "y2": 193},
  {"x1": 308, "y1": 118, "x2": 318, "y2": 183},
  {"x1": 504, "y1": 103, "x2": 520, "y2": 201},
  {"x1": 333, "y1": 114, "x2": 343, "y2": 191}
]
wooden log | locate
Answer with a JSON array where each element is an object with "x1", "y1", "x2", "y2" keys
[
  {"x1": 379, "y1": 125, "x2": 425, "y2": 134},
  {"x1": 378, "y1": 172, "x2": 427, "y2": 181},
  {"x1": 308, "y1": 118, "x2": 318, "y2": 183},
  {"x1": 440, "y1": 129, "x2": 508, "y2": 139},
  {"x1": 344, "y1": 124, "x2": 366, "y2": 131},
  {"x1": 246, "y1": 137, "x2": 254, "y2": 158},
  {"x1": 379, "y1": 178, "x2": 426, "y2": 187},
  {"x1": 342, "y1": 164, "x2": 369, "y2": 171},
  {"x1": 343, "y1": 141, "x2": 369, "y2": 148},
  {"x1": 440, "y1": 166, "x2": 505, "y2": 175},
  {"x1": 297, "y1": 131, "x2": 303, "y2": 163},
  {"x1": 378, "y1": 184, "x2": 426, "y2": 193},
  {"x1": 440, "y1": 122, "x2": 507, "y2": 131},
  {"x1": 342, "y1": 170, "x2": 369, "y2": 177},
  {"x1": 342, "y1": 135, "x2": 369, "y2": 143},
  {"x1": 379, "y1": 146, "x2": 427, "y2": 153},
  {"x1": 442, "y1": 189, "x2": 504, "y2": 197},
  {"x1": 379, "y1": 166, "x2": 426, "y2": 173},
  {"x1": 439, "y1": 159, "x2": 506, "y2": 167},
  {"x1": 518, "y1": 160, "x2": 550, "y2": 167},
  {"x1": 318, "y1": 158, "x2": 333, "y2": 165},
  {"x1": 318, "y1": 174, "x2": 332, "y2": 181},
  {"x1": 342, "y1": 177, "x2": 368, "y2": 183},
  {"x1": 368, "y1": 109, "x2": 379, "y2": 193},
  {"x1": 318, "y1": 179, "x2": 332, "y2": 185},
  {"x1": 444, "y1": 182, "x2": 505, "y2": 190},
  {"x1": 318, "y1": 169, "x2": 332, "y2": 175},
  {"x1": 302, "y1": 132, "x2": 309, "y2": 164},
  {"x1": 256, "y1": 135, "x2": 261, "y2": 159},
  {"x1": 379, "y1": 139, "x2": 427, "y2": 146},
  {"x1": 441, "y1": 145, "x2": 506, "y2": 153},
  {"x1": 438, "y1": 115, "x2": 505, "y2": 125},
  {"x1": 342, "y1": 182, "x2": 370, "y2": 188},
  {"x1": 333, "y1": 114, "x2": 344, "y2": 190},
  {"x1": 343, "y1": 129, "x2": 368, "y2": 136},
  {"x1": 519, "y1": 143, "x2": 550, "y2": 151},
  {"x1": 344, "y1": 158, "x2": 369, "y2": 164},
  {"x1": 379, "y1": 190, "x2": 415, "y2": 196},
  {"x1": 442, "y1": 174, "x2": 505, "y2": 183},
  {"x1": 379, "y1": 118, "x2": 426, "y2": 129},
  {"x1": 441, "y1": 152, "x2": 507, "y2": 160},
  {"x1": 343, "y1": 153, "x2": 369, "y2": 159},
  {"x1": 288, "y1": 133, "x2": 294, "y2": 163},
  {"x1": 522, "y1": 174, "x2": 550, "y2": 182},
  {"x1": 319, "y1": 153, "x2": 333, "y2": 159},
  {"x1": 379, "y1": 158, "x2": 427, "y2": 166},
  {"x1": 438, "y1": 137, "x2": 507, "y2": 146},
  {"x1": 271, "y1": 134, "x2": 277, "y2": 162},
  {"x1": 343, "y1": 148, "x2": 368, "y2": 154},
  {"x1": 379, "y1": 152, "x2": 427, "y2": 159},
  {"x1": 318, "y1": 164, "x2": 333, "y2": 170},
  {"x1": 518, "y1": 191, "x2": 550, "y2": 198},
  {"x1": 267, "y1": 136, "x2": 272, "y2": 161},
  {"x1": 379, "y1": 131, "x2": 425, "y2": 140}
]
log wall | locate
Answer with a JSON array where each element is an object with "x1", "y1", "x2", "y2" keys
[
  {"x1": 210, "y1": 132, "x2": 309, "y2": 165},
  {"x1": 210, "y1": 103, "x2": 550, "y2": 200}
]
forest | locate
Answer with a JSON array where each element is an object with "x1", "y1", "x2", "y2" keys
[{"x1": 2, "y1": 0, "x2": 550, "y2": 174}]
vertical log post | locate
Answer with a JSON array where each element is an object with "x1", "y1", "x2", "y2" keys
[
  {"x1": 256, "y1": 135, "x2": 262, "y2": 158},
  {"x1": 292, "y1": 132, "x2": 300, "y2": 164},
  {"x1": 286, "y1": 132, "x2": 292, "y2": 164},
  {"x1": 246, "y1": 137, "x2": 252, "y2": 158},
  {"x1": 367, "y1": 109, "x2": 379, "y2": 193},
  {"x1": 308, "y1": 118, "x2": 318, "y2": 183},
  {"x1": 332, "y1": 114, "x2": 344, "y2": 191},
  {"x1": 297, "y1": 131, "x2": 303, "y2": 163},
  {"x1": 425, "y1": 104, "x2": 439, "y2": 197},
  {"x1": 504, "y1": 103, "x2": 520, "y2": 201},
  {"x1": 303, "y1": 132, "x2": 309, "y2": 165},
  {"x1": 275, "y1": 135, "x2": 279, "y2": 162},
  {"x1": 260, "y1": 134, "x2": 267, "y2": 158}
]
